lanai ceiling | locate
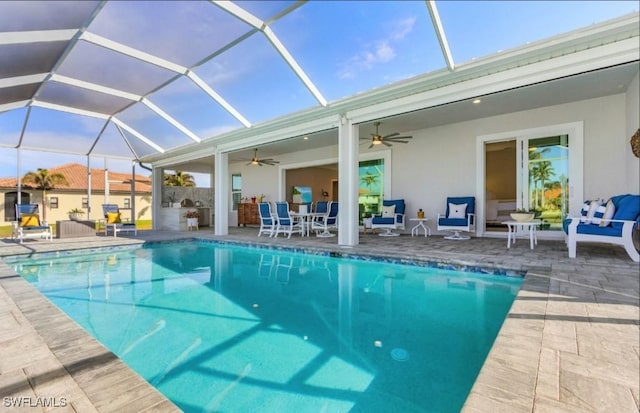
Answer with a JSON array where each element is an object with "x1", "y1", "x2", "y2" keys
[{"x1": 0, "y1": 1, "x2": 638, "y2": 167}]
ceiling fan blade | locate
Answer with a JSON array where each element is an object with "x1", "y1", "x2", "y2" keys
[
  {"x1": 388, "y1": 135, "x2": 412, "y2": 140},
  {"x1": 368, "y1": 143, "x2": 374, "y2": 149},
  {"x1": 382, "y1": 141, "x2": 392, "y2": 147},
  {"x1": 383, "y1": 132, "x2": 400, "y2": 139}
]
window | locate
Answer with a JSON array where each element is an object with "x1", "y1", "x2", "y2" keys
[
  {"x1": 49, "y1": 197, "x2": 59, "y2": 209},
  {"x1": 82, "y1": 197, "x2": 89, "y2": 208},
  {"x1": 232, "y1": 174, "x2": 242, "y2": 211},
  {"x1": 358, "y1": 159, "x2": 384, "y2": 225},
  {"x1": 124, "y1": 198, "x2": 131, "y2": 208}
]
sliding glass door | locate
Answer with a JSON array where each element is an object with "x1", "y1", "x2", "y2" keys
[
  {"x1": 481, "y1": 122, "x2": 583, "y2": 238},
  {"x1": 519, "y1": 135, "x2": 569, "y2": 232}
]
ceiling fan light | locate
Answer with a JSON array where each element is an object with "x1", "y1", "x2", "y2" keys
[
  {"x1": 251, "y1": 159, "x2": 259, "y2": 165},
  {"x1": 372, "y1": 139, "x2": 382, "y2": 145}
]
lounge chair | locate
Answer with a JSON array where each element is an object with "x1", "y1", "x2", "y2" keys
[
  {"x1": 257, "y1": 202, "x2": 276, "y2": 237},
  {"x1": 564, "y1": 194, "x2": 640, "y2": 262},
  {"x1": 437, "y1": 196, "x2": 476, "y2": 240},
  {"x1": 101, "y1": 204, "x2": 137, "y2": 237},
  {"x1": 12, "y1": 204, "x2": 53, "y2": 243},
  {"x1": 274, "y1": 202, "x2": 303, "y2": 238},
  {"x1": 311, "y1": 201, "x2": 338, "y2": 237},
  {"x1": 371, "y1": 199, "x2": 405, "y2": 236}
]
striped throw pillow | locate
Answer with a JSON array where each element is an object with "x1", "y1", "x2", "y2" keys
[
  {"x1": 591, "y1": 200, "x2": 616, "y2": 227},
  {"x1": 580, "y1": 200, "x2": 600, "y2": 224}
]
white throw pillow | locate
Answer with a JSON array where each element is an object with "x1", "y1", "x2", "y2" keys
[
  {"x1": 448, "y1": 203, "x2": 467, "y2": 219},
  {"x1": 591, "y1": 199, "x2": 616, "y2": 227},
  {"x1": 382, "y1": 205, "x2": 396, "y2": 218},
  {"x1": 580, "y1": 200, "x2": 600, "y2": 224}
]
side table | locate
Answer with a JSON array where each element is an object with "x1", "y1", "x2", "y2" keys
[
  {"x1": 504, "y1": 220, "x2": 541, "y2": 249},
  {"x1": 409, "y1": 218, "x2": 431, "y2": 237}
]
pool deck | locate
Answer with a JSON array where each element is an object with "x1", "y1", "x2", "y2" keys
[{"x1": 0, "y1": 228, "x2": 638, "y2": 412}]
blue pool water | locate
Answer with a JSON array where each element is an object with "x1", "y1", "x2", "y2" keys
[{"x1": 9, "y1": 242, "x2": 522, "y2": 413}]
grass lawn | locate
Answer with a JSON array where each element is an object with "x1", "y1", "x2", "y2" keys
[{"x1": 1, "y1": 220, "x2": 153, "y2": 238}]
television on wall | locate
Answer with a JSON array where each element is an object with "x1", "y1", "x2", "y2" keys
[{"x1": 292, "y1": 186, "x2": 312, "y2": 203}]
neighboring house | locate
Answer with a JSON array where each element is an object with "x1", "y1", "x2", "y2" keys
[{"x1": 0, "y1": 163, "x2": 152, "y2": 226}]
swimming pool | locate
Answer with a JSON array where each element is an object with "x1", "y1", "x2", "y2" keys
[{"x1": 9, "y1": 241, "x2": 522, "y2": 412}]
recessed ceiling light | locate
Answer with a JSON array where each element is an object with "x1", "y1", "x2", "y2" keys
[
  {"x1": 303, "y1": 136, "x2": 309, "y2": 140},
  {"x1": 472, "y1": 99, "x2": 482, "y2": 104}
]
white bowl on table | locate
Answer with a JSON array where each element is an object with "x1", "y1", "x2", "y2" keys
[{"x1": 510, "y1": 213, "x2": 535, "y2": 222}]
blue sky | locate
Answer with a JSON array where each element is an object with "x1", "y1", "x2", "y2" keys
[{"x1": 0, "y1": 1, "x2": 637, "y2": 184}]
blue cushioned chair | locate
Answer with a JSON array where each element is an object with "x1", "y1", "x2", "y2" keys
[
  {"x1": 12, "y1": 204, "x2": 53, "y2": 243},
  {"x1": 312, "y1": 201, "x2": 338, "y2": 237},
  {"x1": 437, "y1": 196, "x2": 476, "y2": 240},
  {"x1": 564, "y1": 194, "x2": 639, "y2": 262},
  {"x1": 371, "y1": 199, "x2": 406, "y2": 237},
  {"x1": 274, "y1": 202, "x2": 303, "y2": 238},
  {"x1": 102, "y1": 204, "x2": 137, "y2": 237},
  {"x1": 257, "y1": 202, "x2": 275, "y2": 237}
]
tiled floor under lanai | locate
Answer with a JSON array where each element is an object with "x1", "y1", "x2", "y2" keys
[{"x1": 1, "y1": 228, "x2": 638, "y2": 412}]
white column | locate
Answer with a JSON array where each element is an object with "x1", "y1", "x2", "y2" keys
[
  {"x1": 151, "y1": 166, "x2": 163, "y2": 230},
  {"x1": 86, "y1": 156, "x2": 92, "y2": 219},
  {"x1": 104, "y1": 158, "x2": 109, "y2": 204},
  {"x1": 130, "y1": 163, "x2": 136, "y2": 222},
  {"x1": 338, "y1": 114, "x2": 359, "y2": 246},
  {"x1": 214, "y1": 150, "x2": 229, "y2": 235},
  {"x1": 17, "y1": 148, "x2": 22, "y2": 205}
]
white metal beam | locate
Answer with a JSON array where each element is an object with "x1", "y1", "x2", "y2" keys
[
  {"x1": 0, "y1": 100, "x2": 30, "y2": 113},
  {"x1": 212, "y1": 1, "x2": 264, "y2": 29},
  {"x1": 263, "y1": 26, "x2": 327, "y2": 106},
  {"x1": 0, "y1": 29, "x2": 76, "y2": 45},
  {"x1": 80, "y1": 32, "x2": 188, "y2": 74},
  {"x1": 186, "y1": 71, "x2": 251, "y2": 128},
  {"x1": 31, "y1": 101, "x2": 110, "y2": 119},
  {"x1": 426, "y1": 0, "x2": 455, "y2": 71},
  {"x1": 50, "y1": 74, "x2": 141, "y2": 101},
  {"x1": 212, "y1": 0, "x2": 326, "y2": 106},
  {"x1": 141, "y1": 98, "x2": 201, "y2": 143},
  {"x1": 111, "y1": 117, "x2": 166, "y2": 153},
  {"x1": 0, "y1": 73, "x2": 48, "y2": 89}
]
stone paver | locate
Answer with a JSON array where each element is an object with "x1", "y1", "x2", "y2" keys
[{"x1": 0, "y1": 228, "x2": 638, "y2": 412}]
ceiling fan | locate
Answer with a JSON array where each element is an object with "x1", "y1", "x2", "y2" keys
[
  {"x1": 361, "y1": 121, "x2": 413, "y2": 149},
  {"x1": 247, "y1": 148, "x2": 279, "y2": 166}
]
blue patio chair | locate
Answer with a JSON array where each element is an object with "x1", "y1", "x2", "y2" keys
[
  {"x1": 12, "y1": 204, "x2": 53, "y2": 243},
  {"x1": 437, "y1": 196, "x2": 476, "y2": 240},
  {"x1": 274, "y1": 202, "x2": 303, "y2": 238},
  {"x1": 102, "y1": 204, "x2": 137, "y2": 237},
  {"x1": 371, "y1": 199, "x2": 405, "y2": 236},
  {"x1": 564, "y1": 194, "x2": 640, "y2": 262},
  {"x1": 257, "y1": 202, "x2": 275, "y2": 237},
  {"x1": 314, "y1": 201, "x2": 328, "y2": 215},
  {"x1": 312, "y1": 201, "x2": 338, "y2": 237}
]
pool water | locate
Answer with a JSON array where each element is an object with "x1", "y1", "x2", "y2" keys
[{"x1": 10, "y1": 242, "x2": 522, "y2": 413}]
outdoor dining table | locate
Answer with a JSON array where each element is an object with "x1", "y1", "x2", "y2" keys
[{"x1": 290, "y1": 211, "x2": 327, "y2": 237}]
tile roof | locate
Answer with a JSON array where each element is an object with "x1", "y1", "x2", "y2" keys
[{"x1": 0, "y1": 163, "x2": 151, "y2": 193}]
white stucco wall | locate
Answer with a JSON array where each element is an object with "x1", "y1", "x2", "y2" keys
[
  {"x1": 625, "y1": 71, "x2": 640, "y2": 194},
  {"x1": 226, "y1": 86, "x2": 638, "y2": 234}
]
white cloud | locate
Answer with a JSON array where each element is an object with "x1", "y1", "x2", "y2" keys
[
  {"x1": 337, "y1": 17, "x2": 415, "y2": 80},
  {"x1": 391, "y1": 17, "x2": 416, "y2": 41}
]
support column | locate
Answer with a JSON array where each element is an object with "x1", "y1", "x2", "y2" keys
[
  {"x1": 86, "y1": 156, "x2": 92, "y2": 220},
  {"x1": 214, "y1": 150, "x2": 229, "y2": 235},
  {"x1": 130, "y1": 162, "x2": 136, "y2": 223},
  {"x1": 338, "y1": 114, "x2": 359, "y2": 247},
  {"x1": 151, "y1": 166, "x2": 163, "y2": 230}
]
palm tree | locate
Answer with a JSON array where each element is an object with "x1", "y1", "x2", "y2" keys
[
  {"x1": 535, "y1": 161, "x2": 555, "y2": 208},
  {"x1": 360, "y1": 171, "x2": 379, "y2": 193},
  {"x1": 164, "y1": 170, "x2": 196, "y2": 187},
  {"x1": 22, "y1": 168, "x2": 69, "y2": 222}
]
